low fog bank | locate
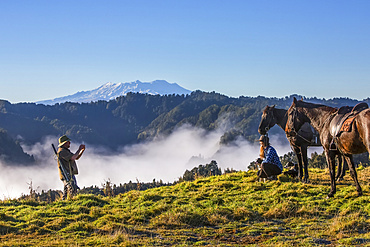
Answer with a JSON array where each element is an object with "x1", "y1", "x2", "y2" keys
[{"x1": 0, "y1": 125, "x2": 322, "y2": 200}]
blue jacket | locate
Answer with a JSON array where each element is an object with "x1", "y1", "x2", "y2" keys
[{"x1": 262, "y1": 146, "x2": 283, "y2": 171}]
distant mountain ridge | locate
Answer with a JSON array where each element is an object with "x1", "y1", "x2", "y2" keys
[
  {"x1": 0, "y1": 92, "x2": 369, "y2": 165},
  {"x1": 37, "y1": 80, "x2": 192, "y2": 105}
]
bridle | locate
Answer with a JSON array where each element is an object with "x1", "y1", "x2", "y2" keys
[
  {"x1": 284, "y1": 108, "x2": 315, "y2": 145},
  {"x1": 261, "y1": 110, "x2": 276, "y2": 133},
  {"x1": 285, "y1": 107, "x2": 304, "y2": 138}
]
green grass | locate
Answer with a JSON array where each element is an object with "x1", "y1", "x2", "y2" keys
[{"x1": 2, "y1": 168, "x2": 370, "y2": 246}]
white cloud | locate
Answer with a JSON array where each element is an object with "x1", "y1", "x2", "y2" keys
[{"x1": 1, "y1": 126, "x2": 312, "y2": 200}]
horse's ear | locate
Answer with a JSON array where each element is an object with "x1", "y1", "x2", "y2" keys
[
  {"x1": 272, "y1": 105, "x2": 276, "y2": 108},
  {"x1": 293, "y1": 97, "x2": 297, "y2": 104}
]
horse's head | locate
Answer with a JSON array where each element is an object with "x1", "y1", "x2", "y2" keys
[
  {"x1": 258, "y1": 105, "x2": 277, "y2": 135},
  {"x1": 286, "y1": 97, "x2": 309, "y2": 137}
]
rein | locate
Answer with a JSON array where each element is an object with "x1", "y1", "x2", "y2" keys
[{"x1": 284, "y1": 121, "x2": 312, "y2": 143}]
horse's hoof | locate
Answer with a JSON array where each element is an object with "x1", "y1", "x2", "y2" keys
[{"x1": 326, "y1": 194, "x2": 334, "y2": 199}]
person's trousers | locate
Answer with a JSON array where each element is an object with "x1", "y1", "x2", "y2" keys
[
  {"x1": 257, "y1": 162, "x2": 282, "y2": 178},
  {"x1": 62, "y1": 176, "x2": 78, "y2": 200}
]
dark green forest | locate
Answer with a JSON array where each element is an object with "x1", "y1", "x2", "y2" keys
[{"x1": 0, "y1": 91, "x2": 369, "y2": 165}]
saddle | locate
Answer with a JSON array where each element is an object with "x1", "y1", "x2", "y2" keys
[{"x1": 329, "y1": 102, "x2": 369, "y2": 150}]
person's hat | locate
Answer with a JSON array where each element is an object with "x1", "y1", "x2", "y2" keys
[{"x1": 58, "y1": 135, "x2": 71, "y2": 147}]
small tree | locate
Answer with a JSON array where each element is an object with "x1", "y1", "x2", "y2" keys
[
  {"x1": 27, "y1": 180, "x2": 39, "y2": 201},
  {"x1": 102, "y1": 179, "x2": 114, "y2": 197},
  {"x1": 183, "y1": 170, "x2": 194, "y2": 181}
]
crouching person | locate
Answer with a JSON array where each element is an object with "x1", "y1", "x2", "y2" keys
[
  {"x1": 57, "y1": 135, "x2": 86, "y2": 200},
  {"x1": 256, "y1": 135, "x2": 283, "y2": 180}
]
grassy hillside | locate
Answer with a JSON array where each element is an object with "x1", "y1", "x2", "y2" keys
[{"x1": 1, "y1": 168, "x2": 370, "y2": 246}]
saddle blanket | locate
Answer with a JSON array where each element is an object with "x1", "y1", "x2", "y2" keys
[{"x1": 340, "y1": 116, "x2": 355, "y2": 132}]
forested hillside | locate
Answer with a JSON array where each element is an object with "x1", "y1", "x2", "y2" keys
[
  {"x1": 0, "y1": 128, "x2": 34, "y2": 164},
  {"x1": 0, "y1": 91, "x2": 369, "y2": 165}
]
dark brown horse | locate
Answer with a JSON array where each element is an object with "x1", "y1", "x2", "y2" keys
[
  {"x1": 258, "y1": 105, "x2": 347, "y2": 183},
  {"x1": 286, "y1": 97, "x2": 370, "y2": 198}
]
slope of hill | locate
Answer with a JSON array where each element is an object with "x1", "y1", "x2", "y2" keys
[
  {"x1": 1, "y1": 168, "x2": 370, "y2": 246},
  {"x1": 36, "y1": 80, "x2": 192, "y2": 105}
]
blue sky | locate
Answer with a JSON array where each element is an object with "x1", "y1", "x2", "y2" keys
[{"x1": 1, "y1": 0, "x2": 369, "y2": 103}]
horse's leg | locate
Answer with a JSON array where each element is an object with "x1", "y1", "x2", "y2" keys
[
  {"x1": 344, "y1": 155, "x2": 362, "y2": 197},
  {"x1": 325, "y1": 151, "x2": 337, "y2": 198},
  {"x1": 294, "y1": 147, "x2": 303, "y2": 181},
  {"x1": 339, "y1": 156, "x2": 347, "y2": 181},
  {"x1": 301, "y1": 145, "x2": 309, "y2": 183},
  {"x1": 335, "y1": 155, "x2": 343, "y2": 181}
]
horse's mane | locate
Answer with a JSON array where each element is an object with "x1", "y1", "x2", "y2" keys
[{"x1": 295, "y1": 99, "x2": 336, "y2": 111}]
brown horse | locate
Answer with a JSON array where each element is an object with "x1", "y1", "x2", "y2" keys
[
  {"x1": 286, "y1": 97, "x2": 370, "y2": 198},
  {"x1": 258, "y1": 105, "x2": 347, "y2": 183}
]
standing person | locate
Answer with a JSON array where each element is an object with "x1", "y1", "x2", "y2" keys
[
  {"x1": 256, "y1": 135, "x2": 283, "y2": 180},
  {"x1": 57, "y1": 135, "x2": 85, "y2": 200}
]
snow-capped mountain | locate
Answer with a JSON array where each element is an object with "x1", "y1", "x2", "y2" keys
[{"x1": 37, "y1": 80, "x2": 192, "y2": 105}]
